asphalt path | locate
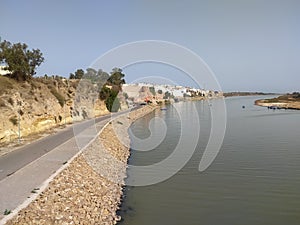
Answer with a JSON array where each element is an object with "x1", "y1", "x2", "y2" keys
[{"x1": 0, "y1": 108, "x2": 136, "y2": 181}]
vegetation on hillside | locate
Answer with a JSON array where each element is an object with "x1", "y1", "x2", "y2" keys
[
  {"x1": 223, "y1": 92, "x2": 276, "y2": 97},
  {"x1": 149, "y1": 86, "x2": 156, "y2": 96},
  {"x1": 0, "y1": 39, "x2": 127, "y2": 113},
  {"x1": 99, "y1": 68, "x2": 125, "y2": 112},
  {"x1": 262, "y1": 92, "x2": 300, "y2": 103},
  {"x1": 0, "y1": 75, "x2": 19, "y2": 95},
  {"x1": 163, "y1": 91, "x2": 173, "y2": 99},
  {"x1": 0, "y1": 40, "x2": 44, "y2": 81},
  {"x1": 70, "y1": 67, "x2": 125, "y2": 112},
  {"x1": 0, "y1": 68, "x2": 126, "y2": 113},
  {"x1": 69, "y1": 69, "x2": 85, "y2": 80},
  {"x1": 49, "y1": 87, "x2": 65, "y2": 107}
]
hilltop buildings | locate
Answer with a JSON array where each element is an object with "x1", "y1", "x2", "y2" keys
[{"x1": 122, "y1": 83, "x2": 222, "y2": 104}]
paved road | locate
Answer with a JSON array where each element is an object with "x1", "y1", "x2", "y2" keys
[
  {"x1": 0, "y1": 107, "x2": 139, "y2": 220},
  {"x1": 0, "y1": 106, "x2": 140, "y2": 221},
  {"x1": 0, "y1": 114, "x2": 111, "y2": 181}
]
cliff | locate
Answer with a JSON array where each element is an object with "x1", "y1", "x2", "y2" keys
[{"x1": 0, "y1": 76, "x2": 111, "y2": 146}]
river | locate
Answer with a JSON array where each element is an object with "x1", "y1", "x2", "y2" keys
[{"x1": 118, "y1": 96, "x2": 300, "y2": 225}]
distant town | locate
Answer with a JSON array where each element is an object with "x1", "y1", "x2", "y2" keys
[{"x1": 122, "y1": 83, "x2": 223, "y2": 106}]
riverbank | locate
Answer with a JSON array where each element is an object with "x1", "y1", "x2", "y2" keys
[
  {"x1": 4, "y1": 105, "x2": 156, "y2": 225},
  {"x1": 114, "y1": 96, "x2": 300, "y2": 225},
  {"x1": 223, "y1": 92, "x2": 277, "y2": 97},
  {"x1": 255, "y1": 94, "x2": 300, "y2": 110}
]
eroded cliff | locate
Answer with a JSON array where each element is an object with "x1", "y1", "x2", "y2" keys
[{"x1": 0, "y1": 76, "x2": 110, "y2": 146}]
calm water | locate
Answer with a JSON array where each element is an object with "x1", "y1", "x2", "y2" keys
[{"x1": 119, "y1": 96, "x2": 300, "y2": 225}]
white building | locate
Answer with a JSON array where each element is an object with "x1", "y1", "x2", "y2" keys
[{"x1": 0, "y1": 65, "x2": 11, "y2": 75}]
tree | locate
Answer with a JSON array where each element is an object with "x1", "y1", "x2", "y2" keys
[
  {"x1": 97, "y1": 68, "x2": 126, "y2": 112},
  {"x1": 99, "y1": 86, "x2": 111, "y2": 100},
  {"x1": 123, "y1": 92, "x2": 129, "y2": 99},
  {"x1": 164, "y1": 91, "x2": 172, "y2": 99},
  {"x1": 149, "y1": 86, "x2": 156, "y2": 96},
  {"x1": 107, "y1": 67, "x2": 125, "y2": 91},
  {"x1": 0, "y1": 40, "x2": 44, "y2": 81},
  {"x1": 158, "y1": 89, "x2": 163, "y2": 94},
  {"x1": 105, "y1": 90, "x2": 120, "y2": 112},
  {"x1": 85, "y1": 68, "x2": 97, "y2": 82},
  {"x1": 74, "y1": 69, "x2": 84, "y2": 79},
  {"x1": 69, "y1": 73, "x2": 75, "y2": 79},
  {"x1": 97, "y1": 69, "x2": 109, "y2": 88}
]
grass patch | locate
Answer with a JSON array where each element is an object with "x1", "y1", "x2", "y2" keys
[
  {"x1": 0, "y1": 99, "x2": 6, "y2": 107},
  {"x1": 7, "y1": 97, "x2": 14, "y2": 105},
  {"x1": 263, "y1": 98, "x2": 278, "y2": 103},
  {"x1": 263, "y1": 94, "x2": 300, "y2": 103},
  {"x1": 29, "y1": 80, "x2": 42, "y2": 90},
  {"x1": 31, "y1": 188, "x2": 39, "y2": 193},
  {"x1": 4, "y1": 209, "x2": 11, "y2": 215},
  {"x1": 0, "y1": 76, "x2": 18, "y2": 95},
  {"x1": 9, "y1": 116, "x2": 18, "y2": 126},
  {"x1": 49, "y1": 86, "x2": 65, "y2": 107},
  {"x1": 149, "y1": 86, "x2": 156, "y2": 96}
]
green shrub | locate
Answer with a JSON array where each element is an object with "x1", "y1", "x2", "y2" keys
[
  {"x1": 82, "y1": 110, "x2": 88, "y2": 119},
  {"x1": 9, "y1": 116, "x2": 18, "y2": 126},
  {"x1": 123, "y1": 92, "x2": 129, "y2": 99},
  {"x1": 149, "y1": 86, "x2": 156, "y2": 96},
  {"x1": 105, "y1": 90, "x2": 120, "y2": 112},
  {"x1": 4, "y1": 209, "x2": 11, "y2": 215},
  {"x1": 99, "y1": 86, "x2": 111, "y2": 100},
  {"x1": 50, "y1": 87, "x2": 65, "y2": 107},
  {"x1": 0, "y1": 99, "x2": 6, "y2": 107},
  {"x1": 7, "y1": 97, "x2": 14, "y2": 105}
]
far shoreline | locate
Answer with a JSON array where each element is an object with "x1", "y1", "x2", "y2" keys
[
  {"x1": 223, "y1": 92, "x2": 279, "y2": 98},
  {"x1": 254, "y1": 93, "x2": 300, "y2": 110}
]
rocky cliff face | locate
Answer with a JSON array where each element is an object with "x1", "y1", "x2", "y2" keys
[{"x1": 0, "y1": 76, "x2": 112, "y2": 145}]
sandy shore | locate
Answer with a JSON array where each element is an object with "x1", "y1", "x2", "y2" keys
[
  {"x1": 255, "y1": 99, "x2": 300, "y2": 110},
  {"x1": 5, "y1": 105, "x2": 156, "y2": 225}
]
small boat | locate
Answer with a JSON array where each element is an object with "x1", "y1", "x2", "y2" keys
[
  {"x1": 160, "y1": 107, "x2": 167, "y2": 110},
  {"x1": 268, "y1": 106, "x2": 277, "y2": 110}
]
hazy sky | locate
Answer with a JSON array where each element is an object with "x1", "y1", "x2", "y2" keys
[{"x1": 1, "y1": 0, "x2": 299, "y2": 92}]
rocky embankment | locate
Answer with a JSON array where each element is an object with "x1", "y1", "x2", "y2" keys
[
  {"x1": 0, "y1": 76, "x2": 113, "y2": 148},
  {"x1": 5, "y1": 105, "x2": 156, "y2": 225}
]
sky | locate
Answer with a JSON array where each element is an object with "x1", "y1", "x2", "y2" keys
[{"x1": 1, "y1": 0, "x2": 299, "y2": 92}]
